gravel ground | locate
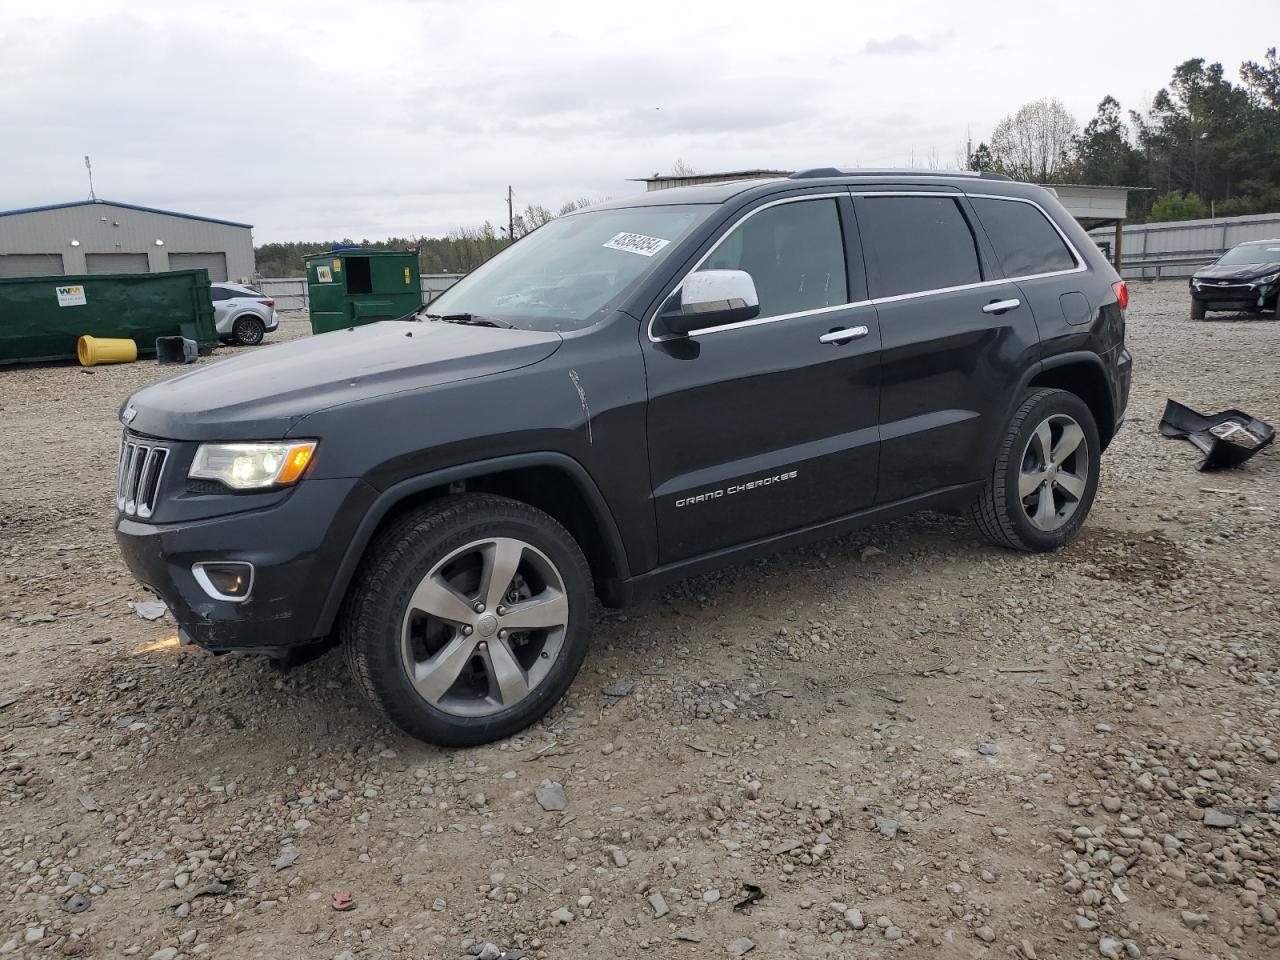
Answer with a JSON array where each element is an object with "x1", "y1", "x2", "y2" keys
[{"x1": 1, "y1": 286, "x2": 1277, "y2": 960}]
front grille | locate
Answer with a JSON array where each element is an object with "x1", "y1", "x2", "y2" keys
[{"x1": 117, "y1": 435, "x2": 170, "y2": 519}]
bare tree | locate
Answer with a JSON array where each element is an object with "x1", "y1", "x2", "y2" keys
[
  {"x1": 557, "y1": 196, "x2": 595, "y2": 215},
  {"x1": 509, "y1": 197, "x2": 604, "y2": 239},
  {"x1": 669, "y1": 158, "x2": 698, "y2": 176},
  {"x1": 512, "y1": 204, "x2": 555, "y2": 238},
  {"x1": 988, "y1": 98, "x2": 1080, "y2": 182}
]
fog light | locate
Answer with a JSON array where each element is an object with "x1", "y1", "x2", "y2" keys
[{"x1": 193, "y1": 562, "x2": 254, "y2": 602}]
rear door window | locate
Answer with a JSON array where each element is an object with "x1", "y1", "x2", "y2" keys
[
  {"x1": 858, "y1": 196, "x2": 982, "y2": 298},
  {"x1": 210, "y1": 286, "x2": 232, "y2": 301},
  {"x1": 698, "y1": 198, "x2": 848, "y2": 319},
  {"x1": 970, "y1": 197, "x2": 1077, "y2": 277}
]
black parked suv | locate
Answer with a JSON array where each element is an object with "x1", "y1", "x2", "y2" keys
[
  {"x1": 115, "y1": 170, "x2": 1131, "y2": 746},
  {"x1": 1188, "y1": 238, "x2": 1280, "y2": 319}
]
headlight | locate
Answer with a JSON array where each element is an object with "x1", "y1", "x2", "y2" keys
[
  {"x1": 1257, "y1": 272, "x2": 1279, "y2": 284},
  {"x1": 189, "y1": 441, "x2": 317, "y2": 490}
]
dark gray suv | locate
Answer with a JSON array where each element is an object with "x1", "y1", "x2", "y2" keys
[{"x1": 116, "y1": 169, "x2": 1132, "y2": 746}]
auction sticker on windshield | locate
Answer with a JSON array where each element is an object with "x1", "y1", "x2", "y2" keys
[{"x1": 603, "y1": 232, "x2": 671, "y2": 257}]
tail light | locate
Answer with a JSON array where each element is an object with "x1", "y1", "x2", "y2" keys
[
  {"x1": 258, "y1": 299, "x2": 275, "y2": 308},
  {"x1": 1111, "y1": 280, "x2": 1129, "y2": 310}
]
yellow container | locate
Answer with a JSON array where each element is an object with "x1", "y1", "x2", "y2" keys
[{"x1": 77, "y1": 335, "x2": 138, "y2": 367}]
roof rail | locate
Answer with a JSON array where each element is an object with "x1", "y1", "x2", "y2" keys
[
  {"x1": 789, "y1": 167, "x2": 843, "y2": 179},
  {"x1": 789, "y1": 167, "x2": 1012, "y2": 182}
]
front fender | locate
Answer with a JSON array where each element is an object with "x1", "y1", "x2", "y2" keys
[{"x1": 307, "y1": 451, "x2": 630, "y2": 639}]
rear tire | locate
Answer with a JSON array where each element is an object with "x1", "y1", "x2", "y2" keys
[
  {"x1": 970, "y1": 388, "x2": 1101, "y2": 552},
  {"x1": 1190, "y1": 299, "x2": 1206, "y2": 320},
  {"x1": 232, "y1": 315, "x2": 265, "y2": 345},
  {"x1": 341, "y1": 494, "x2": 593, "y2": 747}
]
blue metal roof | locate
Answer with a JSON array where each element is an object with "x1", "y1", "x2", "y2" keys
[{"x1": 0, "y1": 198, "x2": 252, "y2": 229}]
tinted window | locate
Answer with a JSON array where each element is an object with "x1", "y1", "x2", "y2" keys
[
  {"x1": 210, "y1": 286, "x2": 232, "y2": 301},
  {"x1": 971, "y1": 197, "x2": 1076, "y2": 276},
  {"x1": 859, "y1": 196, "x2": 981, "y2": 298},
  {"x1": 700, "y1": 199, "x2": 847, "y2": 318}
]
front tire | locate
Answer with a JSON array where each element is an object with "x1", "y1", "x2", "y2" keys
[
  {"x1": 341, "y1": 495, "x2": 592, "y2": 747},
  {"x1": 1190, "y1": 298, "x2": 1206, "y2": 320},
  {"x1": 232, "y1": 315, "x2": 265, "y2": 345},
  {"x1": 970, "y1": 388, "x2": 1101, "y2": 552}
]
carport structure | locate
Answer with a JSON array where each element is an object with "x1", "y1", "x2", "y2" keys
[{"x1": 1044, "y1": 184, "x2": 1138, "y2": 271}]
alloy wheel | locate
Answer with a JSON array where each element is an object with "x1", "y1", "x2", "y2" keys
[
  {"x1": 1019, "y1": 413, "x2": 1089, "y2": 532},
  {"x1": 399, "y1": 537, "x2": 568, "y2": 717},
  {"x1": 234, "y1": 317, "x2": 264, "y2": 345}
]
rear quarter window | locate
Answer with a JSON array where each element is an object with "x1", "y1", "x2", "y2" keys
[{"x1": 971, "y1": 197, "x2": 1077, "y2": 277}]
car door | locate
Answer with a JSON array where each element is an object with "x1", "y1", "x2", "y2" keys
[
  {"x1": 853, "y1": 191, "x2": 1038, "y2": 501},
  {"x1": 965, "y1": 193, "x2": 1090, "y2": 358},
  {"x1": 643, "y1": 194, "x2": 882, "y2": 563}
]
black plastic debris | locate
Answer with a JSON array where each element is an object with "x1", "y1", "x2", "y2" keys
[
  {"x1": 732, "y1": 883, "x2": 766, "y2": 913},
  {"x1": 1159, "y1": 400, "x2": 1275, "y2": 471}
]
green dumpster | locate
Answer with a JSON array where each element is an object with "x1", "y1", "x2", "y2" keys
[
  {"x1": 0, "y1": 269, "x2": 217, "y2": 365},
  {"x1": 305, "y1": 249, "x2": 422, "y2": 335}
]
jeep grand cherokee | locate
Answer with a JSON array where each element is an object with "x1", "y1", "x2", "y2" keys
[{"x1": 115, "y1": 169, "x2": 1132, "y2": 746}]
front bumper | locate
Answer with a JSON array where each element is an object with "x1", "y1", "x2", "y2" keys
[
  {"x1": 1190, "y1": 280, "x2": 1277, "y2": 311},
  {"x1": 115, "y1": 477, "x2": 378, "y2": 652}
]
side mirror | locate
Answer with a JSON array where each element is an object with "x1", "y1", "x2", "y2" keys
[{"x1": 656, "y1": 269, "x2": 759, "y2": 336}]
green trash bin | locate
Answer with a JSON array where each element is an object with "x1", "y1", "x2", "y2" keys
[
  {"x1": 0, "y1": 269, "x2": 217, "y2": 365},
  {"x1": 305, "y1": 249, "x2": 422, "y2": 335}
]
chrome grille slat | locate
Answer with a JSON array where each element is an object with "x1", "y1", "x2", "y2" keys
[
  {"x1": 115, "y1": 437, "x2": 130, "y2": 510},
  {"x1": 117, "y1": 433, "x2": 170, "y2": 518},
  {"x1": 136, "y1": 449, "x2": 168, "y2": 519},
  {"x1": 123, "y1": 445, "x2": 143, "y2": 513}
]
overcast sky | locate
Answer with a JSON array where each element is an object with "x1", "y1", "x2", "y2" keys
[{"x1": 1, "y1": 0, "x2": 1272, "y2": 243}]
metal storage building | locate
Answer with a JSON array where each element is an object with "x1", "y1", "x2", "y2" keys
[{"x1": 0, "y1": 199, "x2": 254, "y2": 282}]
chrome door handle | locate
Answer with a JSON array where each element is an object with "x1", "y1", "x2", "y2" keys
[
  {"x1": 982, "y1": 298, "x2": 1021, "y2": 314},
  {"x1": 819, "y1": 325, "x2": 869, "y2": 344}
]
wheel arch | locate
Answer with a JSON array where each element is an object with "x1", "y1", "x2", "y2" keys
[
  {"x1": 311, "y1": 453, "x2": 631, "y2": 639},
  {"x1": 1024, "y1": 353, "x2": 1117, "y2": 450}
]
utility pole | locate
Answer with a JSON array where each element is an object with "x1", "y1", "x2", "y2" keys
[
  {"x1": 507, "y1": 185, "x2": 514, "y2": 243},
  {"x1": 84, "y1": 155, "x2": 97, "y2": 200}
]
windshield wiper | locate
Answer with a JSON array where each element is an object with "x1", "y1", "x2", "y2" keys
[{"x1": 420, "y1": 312, "x2": 512, "y2": 329}]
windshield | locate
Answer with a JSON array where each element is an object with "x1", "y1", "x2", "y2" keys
[
  {"x1": 424, "y1": 204, "x2": 711, "y2": 331},
  {"x1": 1216, "y1": 243, "x2": 1280, "y2": 266}
]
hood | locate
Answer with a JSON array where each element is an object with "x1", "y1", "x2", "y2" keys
[
  {"x1": 124, "y1": 320, "x2": 562, "y2": 441},
  {"x1": 1193, "y1": 262, "x2": 1280, "y2": 282}
]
